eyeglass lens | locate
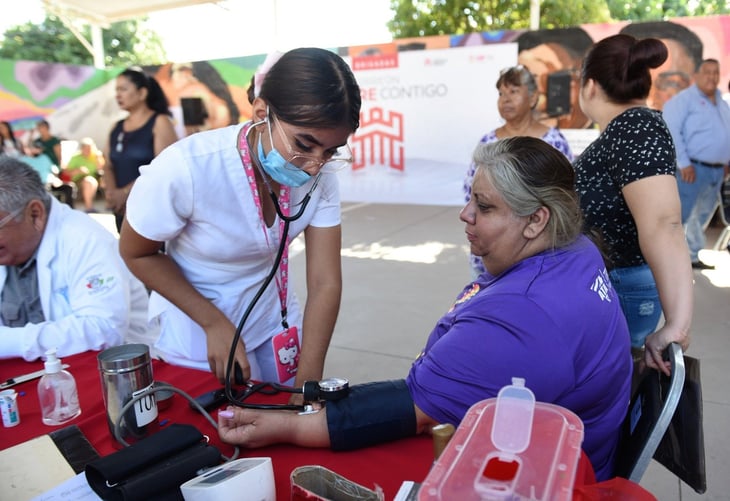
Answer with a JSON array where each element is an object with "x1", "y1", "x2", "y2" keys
[{"x1": 271, "y1": 115, "x2": 352, "y2": 172}]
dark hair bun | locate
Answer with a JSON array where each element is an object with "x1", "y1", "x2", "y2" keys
[{"x1": 632, "y1": 38, "x2": 669, "y2": 70}]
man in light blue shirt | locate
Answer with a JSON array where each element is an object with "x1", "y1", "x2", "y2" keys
[{"x1": 663, "y1": 58, "x2": 730, "y2": 269}]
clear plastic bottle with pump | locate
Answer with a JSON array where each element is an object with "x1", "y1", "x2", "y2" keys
[{"x1": 37, "y1": 348, "x2": 81, "y2": 425}]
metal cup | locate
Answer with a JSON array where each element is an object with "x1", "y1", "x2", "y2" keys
[{"x1": 98, "y1": 344, "x2": 158, "y2": 445}]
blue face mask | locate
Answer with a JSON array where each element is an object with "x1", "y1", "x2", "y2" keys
[{"x1": 256, "y1": 137, "x2": 311, "y2": 188}]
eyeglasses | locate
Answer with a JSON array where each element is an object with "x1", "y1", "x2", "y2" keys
[
  {"x1": 0, "y1": 205, "x2": 25, "y2": 230},
  {"x1": 268, "y1": 114, "x2": 353, "y2": 174}
]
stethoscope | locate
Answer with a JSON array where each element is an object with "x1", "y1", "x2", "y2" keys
[{"x1": 222, "y1": 120, "x2": 348, "y2": 411}]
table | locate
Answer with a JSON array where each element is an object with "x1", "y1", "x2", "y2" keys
[
  {"x1": 1, "y1": 350, "x2": 434, "y2": 499},
  {"x1": 1, "y1": 350, "x2": 596, "y2": 500}
]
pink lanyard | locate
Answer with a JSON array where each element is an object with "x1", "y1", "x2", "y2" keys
[{"x1": 238, "y1": 123, "x2": 291, "y2": 327}]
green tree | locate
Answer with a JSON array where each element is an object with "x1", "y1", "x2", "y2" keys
[
  {"x1": 0, "y1": 16, "x2": 166, "y2": 66},
  {"x1": 605, "y1": 0, "x2": 730, "y2": 21},
  {"x1": 388, "y1": 0, "x2": 730, "y2": 37},
  {"x1": 387, "y1": 0, "x2": 612, "y2": 37}
]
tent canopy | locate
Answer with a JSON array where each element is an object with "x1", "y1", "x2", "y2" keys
[
  {"x1": 41, "y1": 0, "x2": 219, "y2": 67},
  {"x1": 42, "y1": 0, "x2": 217, "y2": 26}
]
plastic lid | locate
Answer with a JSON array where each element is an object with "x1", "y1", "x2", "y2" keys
[
  {"x1": 491, "y1": 377, "x2": 535, "y2": 454},
  {"x1": 44, "y1": 348, "x2": 62, "y2": 374}
]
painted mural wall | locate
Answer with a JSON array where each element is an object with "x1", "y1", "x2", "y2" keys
[{"x1": 2, "y1": 15, "x2": 729, "y2": 205}]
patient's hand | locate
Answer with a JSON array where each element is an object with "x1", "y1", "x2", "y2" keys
[
  {"x1": 218, "y1": 406, "x2": 330, "y2": 449},
  {"x1": 218, "y1": 407, "x2": 295, "y2": 448}
]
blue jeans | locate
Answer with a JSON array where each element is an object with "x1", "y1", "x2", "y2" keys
[
  {"x1": 677, "y1": 164, "x2": 725, "y2": 261},
  {"x1": 609, "y1": 264, "x2": 661, "y2": 348}
]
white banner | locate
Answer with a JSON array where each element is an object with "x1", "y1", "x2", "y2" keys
[{"x1": 341, "y1": 44, "x2": 517, "y2": 206}]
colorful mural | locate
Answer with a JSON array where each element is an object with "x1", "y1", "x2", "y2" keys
[
  {"x1": 2, "y1": 15, "x2": 730, "y2": 205},
  {"x1": 3, "y1": 15, "x2": 730, "y2": 143},
  {"x1": 0, "y1": 56, "x2": 264, "y2": 150},
  {"x1": 0, "y1": 60, "x2": 111, "y2": 133}
]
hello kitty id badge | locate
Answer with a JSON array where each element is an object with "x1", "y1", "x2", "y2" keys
[
  {"x1": 239, "y1": 129, "x2": 299, "y2": 384},
  {"x1": 272, "y1": 326, "x2": 300, "y2": 383}
]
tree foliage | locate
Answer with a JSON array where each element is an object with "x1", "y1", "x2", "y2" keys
[
  {"x1": 605, "y1": 0, "x2": 730, "y2": 21},
  {"x1": 0, "y1": 16, "x2": 166, "y2": 66},
  {"x1": 388, "y1": 0, "x2": 729, "y2": 38},
  {"x1": 387, "y1": 0, "x2": 612, "y2": 37}
]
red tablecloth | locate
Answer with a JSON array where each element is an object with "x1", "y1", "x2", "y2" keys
[
  {"x1": 1, "y1": 351, "x2": 435, "y2": 499},
  {"x1": 1, "y1": 351, "x2": 597, "y2": 500}
]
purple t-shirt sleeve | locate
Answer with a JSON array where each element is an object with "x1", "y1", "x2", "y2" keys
[{"x1": 406, "y1": 295, "x2": 573, "y2": 427}]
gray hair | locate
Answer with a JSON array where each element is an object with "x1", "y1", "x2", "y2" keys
[
  {"x1": 496, "y1": 65, "x2": 538, "y2": 97},
  {"x1": 0, "y1": 156, "x2": 52, "y2": 215},
  {"x1": 472, "y1": 137, "x2": 582, "y2": 248}
]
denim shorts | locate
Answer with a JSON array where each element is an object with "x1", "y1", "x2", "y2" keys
[{"x1": 609, "y1": 264, "x2": 661, "y2": 348}]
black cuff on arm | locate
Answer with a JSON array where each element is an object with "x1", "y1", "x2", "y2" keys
[{"x1": 326, "y1": 379, "x2": 417, "y2": 451}]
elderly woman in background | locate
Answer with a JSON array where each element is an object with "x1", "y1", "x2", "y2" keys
[
  {"x1": 62, "y1": 137, "x2": 105, "y2": 213},
  {"x1": 464, "y1": 65, "x2": 573, "y2": 277},
  {"x1": 219, "y1": 137, "x2": 631, "y2": 481}
]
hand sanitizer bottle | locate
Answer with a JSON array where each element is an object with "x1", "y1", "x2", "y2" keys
[{"x1": 37, "y1": 348, "x2": 81, "y2": 425}]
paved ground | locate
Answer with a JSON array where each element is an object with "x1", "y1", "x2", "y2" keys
[{"x1": 85, "y1": 199, "x2": 729, "y2": 499}]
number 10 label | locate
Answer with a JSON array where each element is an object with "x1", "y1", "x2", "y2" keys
[{"x1": 133, "y1": 383, "x2": 158, "y2": 426}]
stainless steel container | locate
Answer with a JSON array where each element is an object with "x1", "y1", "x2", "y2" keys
[{"x1": 98, "y1": 344, "x2": 158, "y2": 444}]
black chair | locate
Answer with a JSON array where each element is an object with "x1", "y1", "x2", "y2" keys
[
  {"x1": 614, "y1": 343, "x2": 685, "y2": 483},
  {"x1": 49, "y1": 182, "x2": 75, "y2": 208}
]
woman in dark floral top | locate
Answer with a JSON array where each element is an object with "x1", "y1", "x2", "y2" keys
[{"x1": 574, "y1": 34, "x2": 693, "y2": 374}]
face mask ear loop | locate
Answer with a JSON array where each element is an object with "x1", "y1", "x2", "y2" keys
[
  {"x1": 244, "y1": 116, "x2": 322, "y2": 221},
  {"x1": 246, "y1": 117, "x2": 276, "y2": 197}
]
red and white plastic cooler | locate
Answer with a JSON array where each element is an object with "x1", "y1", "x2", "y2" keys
[{"x1": 419, "y1": 378, "x2": 584, "y2": 501}]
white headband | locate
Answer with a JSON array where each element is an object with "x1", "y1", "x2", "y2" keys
[{"x1": 253, "y1": 51, "x2": 284, "y2": 98}]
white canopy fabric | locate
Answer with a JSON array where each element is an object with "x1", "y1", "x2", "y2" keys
[
  {"x1": 40, "y1": 0, "x2": 219, "y2": 67},
  {"x1": 41, "y1": 0, "x2": 217, "y2": 26}
]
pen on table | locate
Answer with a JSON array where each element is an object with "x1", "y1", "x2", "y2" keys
[{"x1": 0, "y1": 364, "x2": 70, "y2": 389}]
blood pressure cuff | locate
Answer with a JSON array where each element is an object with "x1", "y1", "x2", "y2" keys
[
  {"x1": 326, "y1": 379, "x2": 417, "y2": 451},
  {"x1": 85, "y1": 424, "x2": 221, "y2": 501}
]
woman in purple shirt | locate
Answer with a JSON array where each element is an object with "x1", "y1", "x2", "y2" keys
[{"x1": 217, "y1": 137, "x2": 632, "y2": 481}]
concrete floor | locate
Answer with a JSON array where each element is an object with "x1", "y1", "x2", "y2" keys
[{"x1": 85, "y1": 200, "x2": 730, "y2": 499}]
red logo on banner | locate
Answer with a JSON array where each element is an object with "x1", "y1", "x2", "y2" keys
[
  {"x1": 352, "y1": 54, "x2": 399, "y2": 71},
  {"x1": 351, "y1": 108, "x2": 405, "y2": 171}
]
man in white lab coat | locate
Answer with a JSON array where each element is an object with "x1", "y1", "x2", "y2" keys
[{"x1": 0, "y1": 156, "x2": 153, "y2": 361}]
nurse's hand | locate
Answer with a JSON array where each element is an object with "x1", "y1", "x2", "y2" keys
[{"x1": 205, "y1": 320, "x2": 251, "y2": 384}]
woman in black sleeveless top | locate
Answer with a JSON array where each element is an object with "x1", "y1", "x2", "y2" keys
[{"x1": 104, "y1": 68, "x2": 178, "y2": 232}]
